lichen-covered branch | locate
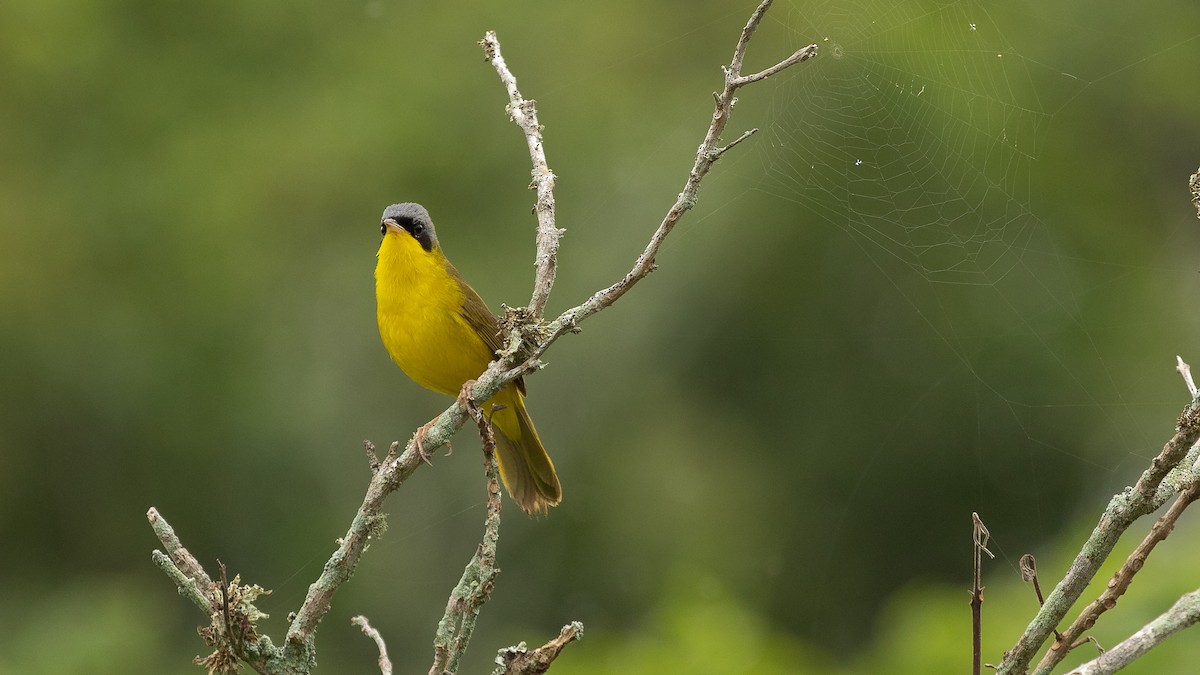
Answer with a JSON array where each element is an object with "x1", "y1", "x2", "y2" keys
[
  {"x1": 429, "y1": 404, "x2": 504, "y2": 675},
  {"x1": 998, "y1": 371, "x2": 1200, "y2": 674},
  {"x1": 148, "y1": 507, "x2": 216, "y2": 595},
  {"x1": 149, "y1": 510, "x2": 281, "y2": 673},
  {"x1": 280, "y1": 434, "x2": 439, "y2": 669},
  {"x1": 492, "y1": 622, "x2": 585, "y2": 675}
]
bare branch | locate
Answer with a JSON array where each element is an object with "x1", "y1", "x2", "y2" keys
[
  {"x1": 480, "y1": 31, "x2": 560, "y2": 321},
  {"x1": 998, "y1": 392, "x2": 1200, "y2": 675},
  {"x1": 714, "y1": 127, "x2": 759, "y2": 158},
  {"x1": 1069, "y1": 589, "x2": 1200, "y2": 675},
  {"x1": 734, "y1": 45, "x2": 822, "y2": 86},
  {"x1": 352, "y1": 616, "x2": 393, "y2": 675}
]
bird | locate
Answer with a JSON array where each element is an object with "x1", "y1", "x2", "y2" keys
[{"x1": 374, "y1": 202, "x2": 562, "y2": 514}]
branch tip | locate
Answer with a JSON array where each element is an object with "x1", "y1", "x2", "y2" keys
[
  {"x1": 494, "y1": 621, "x2": 584, "y2": 674},
  {"x1": 1177, "y1": 356, "x2": 1197, "y2": 399},
  {"x1": 352, "y1": 616, "x2": 393, "y2": 675}
]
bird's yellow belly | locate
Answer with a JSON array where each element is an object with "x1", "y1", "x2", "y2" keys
[
  {"x1": 378, "y1": 298, "x2": 492, "y2": 396},
  {"x1": 376, "y1": 243, "x2": 494, "y2": 397}
]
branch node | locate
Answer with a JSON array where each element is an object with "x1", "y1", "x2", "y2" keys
[{"x1": 715, "y1": 128, "x2": 759, "y2": 157}]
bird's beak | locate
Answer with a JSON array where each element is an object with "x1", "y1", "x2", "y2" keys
[{"x1": 382, "y1": 218, "x2": 403, "y2": 234}]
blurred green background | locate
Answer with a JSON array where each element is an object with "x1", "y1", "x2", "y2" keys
[{"x1": 3, "y1": 0, "x2": 1200, "y2": 673}]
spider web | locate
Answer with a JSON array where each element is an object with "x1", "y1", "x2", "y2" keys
[
  {"x1": 756, "y1": 0, "x2": 1049, "y2": 284},
  {"x1": 729, "y1": 0, "x2": 1198, "y2": 477},
  {"x1": 712, "y1": 0, "x2": 1200, "y2": 649}
]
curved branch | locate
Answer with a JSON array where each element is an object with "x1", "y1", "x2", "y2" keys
[{"x1": 481, "y1": 32, "x2": 560, "y2": 320}]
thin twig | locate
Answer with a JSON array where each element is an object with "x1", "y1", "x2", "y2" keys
[
  {"x1": 1019, "y1": 554, "x2": 1044, "y2": 605},
  {"x1": 218, "y1": 561, "x2": 234, "y2": 654},
  {"x1": 352, "y1": 616, "x2": 394, "y2": 675},
  {"x1": 1068, "y1": 588, "x2": 1200, "y2": 675},
  {"x1": 972, "y1": 512, "x2": 993, "y2": 675},
  {"x1": 714, "y1": 128, "x2": 759, "y2": 157},
  {"x1": 1020, "y1": 554, "x2": 1068, "y2": 644},
  {"x1": 480, "y1": 32, "x2": 560, "y2": 321}
]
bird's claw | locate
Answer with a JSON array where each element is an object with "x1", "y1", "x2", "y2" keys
[
  {"x1": 414, "y1": 420, "x2": 436, "y2": 465},
  {"x1": 411, "y1": 380, "x2": 479, "y2": 463},
  {"x1": 457, "y1": 379, "x2": 478, "y2": 411}
]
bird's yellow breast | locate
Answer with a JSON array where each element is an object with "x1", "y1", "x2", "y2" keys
[{"x1": 375, "y1": 232, "x2": 495, "y2": 396}]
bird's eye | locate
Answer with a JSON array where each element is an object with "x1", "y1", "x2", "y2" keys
[{"x1": 412, "y1": 222, "x2": 424, "y2": 236}]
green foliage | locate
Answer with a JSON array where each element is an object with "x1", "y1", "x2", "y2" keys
[
  {"x1": 0, "y1": 580, "x2": 195, "y2": 675},
  {"x1": 559, "y1": 567, "x2": 837, "y2": 675}
]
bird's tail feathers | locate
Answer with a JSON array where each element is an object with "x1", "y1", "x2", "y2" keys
[{"x1": 493, "y1": 400, "x2": 562, "y2": 515}]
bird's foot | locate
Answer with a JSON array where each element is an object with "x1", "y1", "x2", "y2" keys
[
  {"x1": 413, "y1": 420, "x2": 437, "y2": 465},
  {"x1": 456, "y1": 379, "x2": 478, "y2": 411},
  {"x1": 452, "y1": 380, "x2": 483, "y2": 453}
]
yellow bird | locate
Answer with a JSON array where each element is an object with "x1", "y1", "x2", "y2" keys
[{"x1": 374, "y1": 202, "x2": 562, "y2": 514}]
